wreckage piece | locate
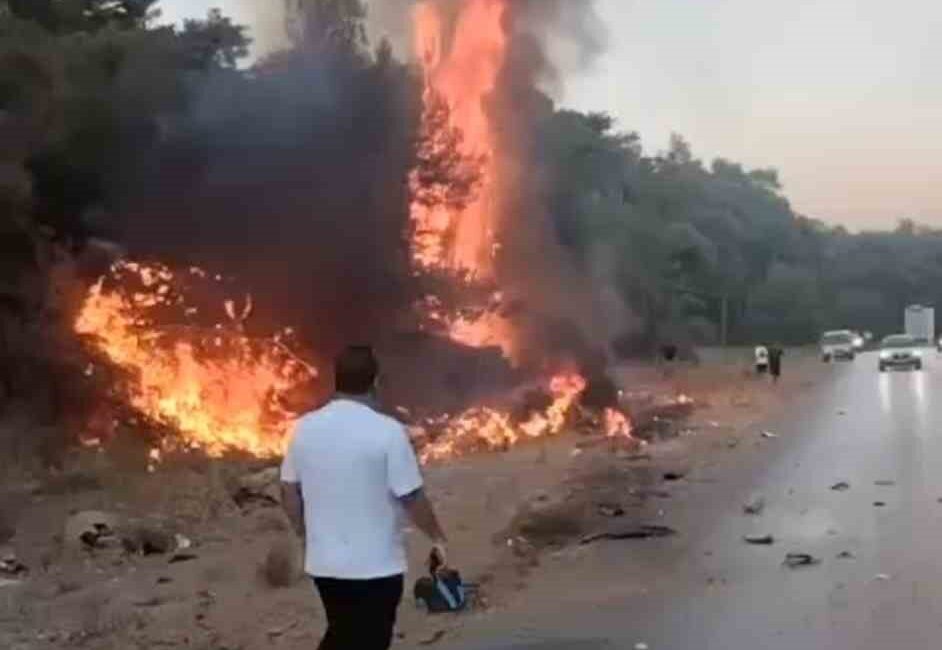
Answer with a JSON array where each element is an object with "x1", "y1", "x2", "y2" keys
[
  {"x1": 580, "y1": 525, "x2": 677, "y2": 545},
  {"x1": 743, "y1": 534, "x2": 775, "y2": 545},
  {"x1": 783, "y1": 553, "x2": 821, "y2": 568}
]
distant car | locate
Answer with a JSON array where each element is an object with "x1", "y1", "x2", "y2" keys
[
  {"x1": 820, "y1": 331, "x2": 856, "y2": 362},
  {"x1": 879, "y1": 334, "x2": 923, "y2": 372}
]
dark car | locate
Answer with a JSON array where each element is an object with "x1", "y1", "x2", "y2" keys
[{"x1": 879, "y1": 334, "x2": 923, "y2": 372}]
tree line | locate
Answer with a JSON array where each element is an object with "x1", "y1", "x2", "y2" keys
[{"x1": 1, "y1": 0, "x2": 939, "y2": 400}]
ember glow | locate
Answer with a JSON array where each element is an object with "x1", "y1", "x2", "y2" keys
[
  {"x1": 75, "y1": 261, "x2": 315, "y2": 458},
  {"x1": 416, "y1": 372, "x2": 587, "y2": 464}
]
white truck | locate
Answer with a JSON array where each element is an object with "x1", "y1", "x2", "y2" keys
[{"x1": 904, "y1": 305, "x2": 935, "y2": 344}]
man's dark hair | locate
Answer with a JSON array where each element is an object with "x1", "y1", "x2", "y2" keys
[{"x1": 334, "y1": 345, "x2": 379, "y2": 394}]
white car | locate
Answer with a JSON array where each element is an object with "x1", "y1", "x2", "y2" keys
[
  {"x1": 820, "y1": 331, "x2": 856, "y2": 362},
  {"x1": 879, "y1": 334, "x2": 923, "y2": 372}
]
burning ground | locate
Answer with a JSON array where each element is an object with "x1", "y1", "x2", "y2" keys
[{"x1": 67, "y1": 0, "x2": 636, "y2": 466}]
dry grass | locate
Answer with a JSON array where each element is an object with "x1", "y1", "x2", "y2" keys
[{"x1": 505, "y1": 500, "x2": 588, "y2": 548}]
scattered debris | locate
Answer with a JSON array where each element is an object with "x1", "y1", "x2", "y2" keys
[
  {"x1": 64, "y1": 511, "x2": 121, "y2": 549},
  {"x1": 168, "y1": 552, "x2": 198, "y2": 564},
  {"x1": 232, "y1": 467, "x2": 281, "y2": 509},
  {"x1": 875, "y1": 480, "x2": 896, "y2": 487},
  {"x1": 743, "y1": 496, "x2": 766, "y2": 516},
  {"x1": 726, "y1": 438, "x2": 739, "y2": 449},
  {"x1": 662, "y1": 472, "x2": 685, "y2": 482},
  {"x1": 174, "y1": 534, "x2": 192, "y2": 551},
  {"x1": 830, "y1": 482, "x2": 851, "y2": 492},
  {"x1": 580, "y1": 525, "x2": 677, "y2": 545},
  {"x1": 761, "y1": 431, "x2": 779, "y2": 439},
  {"x1": 156, "y1": 577, "x2": 172, "y2": 585},
  {"x1": 744, "y1": 534, "x2": 775, "y2": 545},
  {"x1": 634, "y1": 644, "x2": 650, "y2": 650},
  {"x1": 873, "y1": 501, "x2": 886, "y2": 507},
  {"x1": 873, "y1": 574, "x2": 892, "y2": 582},
  {"x1": 837, "y1": 551, "x2": 855, "y2": 559},
  {"x1": 0, "y1": 554, "x2": 27, "y2": 577},
  {"x1": 597, "y1": 504, "x2": 625, "y2": 518},
  {"x1": 419, "y1": 630, "x2": 447, "y2": 646},
  {"x1": 783, "y1": 553, "x2": 820, "y2": 568}
]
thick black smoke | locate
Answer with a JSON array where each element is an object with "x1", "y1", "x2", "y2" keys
[{"x1": 111, "y1": 44, "x2": 418, "y2": 362}]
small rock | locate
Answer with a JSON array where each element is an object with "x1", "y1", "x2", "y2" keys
[
  {"x1": 174, "y1": 534, "x2": 192, "y2": 551},
  {"x1": 662, "y1": 472, "x2": 685, "y2": 482},
  {"x1": 168, "y1": 552, "x2": 198, "y2": 564},
  {"x1": 875, "y1": 480, "x2": 896, "y2": 487},
  {"x1": 830, "y1": 482, "x2": 851, "y2": 492},
  {"x1": 743, "y1": 496, "x2": 765, "y2": 516},
  {"x1": 744, "y1": 534, "x2": 774, "y2": 545},
  {"x1": 267, "y1": 621, "x2": 300, "y2": 638},
  {"x1": 156, "y1": 577, "x2": 172, "y2": 585},
  {"x1": 837, "y1": 551, "x2": 855, "y2": 559},
  {"x1": 0, "y1": 554, "x2": 27, "y2": 577},
  {"x1": 597, "y1": 504, "x2": 625, "y2": 518},
  {"x1": 233, "y1": 467, "x2": 281, "y2": 508},
  {"x1": 64, "y1": 511, "x2": 120, "y2": 549},
  {"x1": 726, "y1": 438, "x2": 739, "y2": 449},
  {"x1": 761, "y1": 431, "x2": 779, "y2": 439},
  {"x1": 635, "y1": 643, "x2": 649, "y2": 650},
  {"x1": 873, "y1": 573, "x2": 892, "y2": 582},
  {"x1": 122, "y1": 526, "x2": 174, "y2": 556},
  {"x1": 783, "y1": 553, "x2": 820, "y2": 568},
  {"x1": 873, "y1": 501, "x2": 886, "y2": 507}
]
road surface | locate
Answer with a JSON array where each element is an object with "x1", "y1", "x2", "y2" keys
[{"x1": 437, "y1": 350, "x2": 942, "y2": 650}]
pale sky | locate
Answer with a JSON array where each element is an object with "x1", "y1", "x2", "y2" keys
[{"x1": 159, "y1": 0, "x2": 942, "y2": 230}]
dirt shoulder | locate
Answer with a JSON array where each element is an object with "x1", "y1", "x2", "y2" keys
[{"x1": 0, "y1": 349, "x2": 823, "y2": 650}]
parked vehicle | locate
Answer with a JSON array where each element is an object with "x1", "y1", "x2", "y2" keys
[
  {"x1": 879, "y1": 334, "x2": 923, "y2": 372},
  {"x1": 820, "y1": 331, "x2": 856, "y2": 362}
]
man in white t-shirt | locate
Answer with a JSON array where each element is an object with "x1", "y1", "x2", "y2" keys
[
  {"x1": 281, "y1": 345, "x2": 447, "y2": 650},
  {"x1": 754, "y1": 345, "x2": 769, "y2": 375}
]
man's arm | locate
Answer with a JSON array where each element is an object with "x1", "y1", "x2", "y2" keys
[
  {"x1": 281, "y1": 481, "x2": 305, "y2": 537},
  {"x1": 400, "y1": 488, "x2": 448, "y2": 566}
]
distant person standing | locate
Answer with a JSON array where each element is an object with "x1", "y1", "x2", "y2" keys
[
  {"x1": 281, "y1": 345, "x2": 448, "y2": 650},
  {"x1": 767, "y1": 344, "x2": 784, "y2": 382},
  {"x1": 754, "y1": 345, "x2": 769, "y2": 376}
]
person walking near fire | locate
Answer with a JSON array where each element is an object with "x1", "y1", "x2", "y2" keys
[{"x1": 281, "y1": 345, "x2": 449, "y2": 650}]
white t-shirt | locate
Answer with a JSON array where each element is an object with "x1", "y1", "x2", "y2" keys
[
  {"x1": 280, "y1": 398, "x2": 424, "y2": 579},
  {"x1": 755, "y1": 346, "x2": 769, "y2": 365}
]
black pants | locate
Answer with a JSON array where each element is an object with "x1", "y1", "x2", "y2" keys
[{"x1": 314, "y1": 574, "x2": 404, "y2": 650}]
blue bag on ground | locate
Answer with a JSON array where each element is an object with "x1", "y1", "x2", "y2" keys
[{"x1": 413, "y1": 568, "x2": 466, "y2": 613}]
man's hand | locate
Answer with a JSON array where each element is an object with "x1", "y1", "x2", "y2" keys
[{"x1": 430, "y1": 540, "x2": 448, "y2": 573}]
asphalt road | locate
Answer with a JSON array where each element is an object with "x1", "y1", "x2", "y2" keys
[{"x1": 438, "y1": 349, "x2": 942, "y2": 650}]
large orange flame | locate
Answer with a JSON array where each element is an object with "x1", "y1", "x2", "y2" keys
[
  {"x1": 410, "y1": 0, "x2": 508, "y2": 278},
  {"x1": 75, "y1": 261, "x2": 315, "y2": 458}
]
